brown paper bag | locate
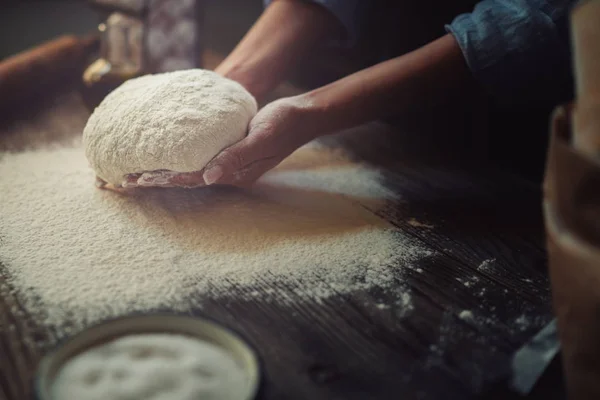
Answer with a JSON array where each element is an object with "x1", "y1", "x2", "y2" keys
[{"x1": 544, "y1": 1, "x2": 600, "y2": 398}]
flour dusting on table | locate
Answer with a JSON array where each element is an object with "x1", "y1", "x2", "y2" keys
[{"x1": 0, "y1": 144, "x2": 430, "y2": 328}]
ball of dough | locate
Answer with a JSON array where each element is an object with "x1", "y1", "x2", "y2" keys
[{"x1": 83, "y1": 69, "x2": 257, "y2": 185}]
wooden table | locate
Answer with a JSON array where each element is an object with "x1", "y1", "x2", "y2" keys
[{"x1": 0, "y1": 42, "x2": 562, "y2": 400}]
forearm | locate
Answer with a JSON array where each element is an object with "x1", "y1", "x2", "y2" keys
[
  {"x1": 215, "y1": 0, "x2": 341, "y2": 100},
  {"x1": 301, "y1": 34, "x2": 472, "y2": 134}
]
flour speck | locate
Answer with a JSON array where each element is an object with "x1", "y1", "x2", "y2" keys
[
  {"x1": 477, "y1": 259, "x2": 496, "y2": 273},
  {"x1": 458, "y1": 310, "x2": 474, "y2": 321}
]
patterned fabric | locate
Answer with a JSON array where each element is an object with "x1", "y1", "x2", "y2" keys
[
  {"x1": 103, "y1": 13, "x2": 144, "y2": 72},
  {"x1": 446, "y1": 0, "x2": 576, "y2": 105},
  {"x1": 93, "y1": 0, "x2": 202, "y2": 74},
  {"x1": 146, "y1": 0, "x2": 202, "y2": 73}
]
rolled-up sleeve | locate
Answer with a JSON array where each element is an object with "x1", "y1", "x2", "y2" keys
[
  {"x1": 446, "y1": 0, "x2": 576, "y2": 104},
  {"x1": 263, "y1": 0, "x2": 367, "y2": 46}
]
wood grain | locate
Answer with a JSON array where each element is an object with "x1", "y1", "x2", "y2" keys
[{"x1": 0, "y1": 54, "x2": 559, "y2": 400}]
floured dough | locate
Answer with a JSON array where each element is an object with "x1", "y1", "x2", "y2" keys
[{"x1": 83, "y1": 69, "x2": 257, "y2": 185}]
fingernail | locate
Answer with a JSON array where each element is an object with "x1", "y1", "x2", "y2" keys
[
  {"x1": 121, "y1": 174, "x2": 139, "y2": 188},
  {"x1": 203, "y1": 165, "x2": 224, "y2": 185}
]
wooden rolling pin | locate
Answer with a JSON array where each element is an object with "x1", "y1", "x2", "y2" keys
[
  {"x1": 571, "y1": 0, "x2": 600, "y2": 156},
  {"x1": 0, "y1": 35, "x2": 99, "y2": 113}
]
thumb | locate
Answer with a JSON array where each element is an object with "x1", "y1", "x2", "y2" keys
[
  {"x1": 202, "y1": 134, "x2": 278, "y2": 186},
  {"x1": 202, "y1": 144, "x2": 245, "y2": 186}
]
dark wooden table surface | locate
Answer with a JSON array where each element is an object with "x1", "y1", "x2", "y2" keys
[{"x1": 0, "y1": 59, "x2": 564, "y2": 399}]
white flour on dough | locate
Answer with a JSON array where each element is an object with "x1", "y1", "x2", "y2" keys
[{"x1": 83, "y1": 69, "x2": 257, "y2": 185}]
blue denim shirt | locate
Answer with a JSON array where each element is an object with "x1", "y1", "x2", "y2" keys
[
  {"x1": 264, "y1": 0, "x2": 576, "y2": 106},
  {"x1": 446, "y1": 0, "x2": 575, "y2": 105}
]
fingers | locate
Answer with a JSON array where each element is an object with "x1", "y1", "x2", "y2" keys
[
  {"x1": 122, "y1": 173, "x2": 142, "y2": 188},
  {"x1": 121, "y1": 170, "x2": 206, "y2": 189},
  {"x1": 168, "y1": 171, "x2": 206, "y2": 188},
  {"x1": 116, "y1": 97, "x2": 311, "y2": 189},
  {"x1": 221, "y1": 156, "x2": 282, "y2": 187},
  {"x1": 202, "y1": 132, "x2": 279, "y2": 186}
]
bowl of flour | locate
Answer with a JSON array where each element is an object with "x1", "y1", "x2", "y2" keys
[{"x1": 34, "y1": 314, "x2": 260, "y2": 400}]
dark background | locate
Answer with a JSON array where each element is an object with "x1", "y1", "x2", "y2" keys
[{"x1": 0, "y1": 0, "x2": 262, "y2": 61}]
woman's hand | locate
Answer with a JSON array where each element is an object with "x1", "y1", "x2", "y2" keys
[
  {"x1": 120, "y1": 96, "x2": 320, "y2": 189},
  {"x1": 202, "y1": 96, "x2": 318, "y2": 187},
  {"x1": 201, "y1": 34, "x2": 472, "y2": 188}
]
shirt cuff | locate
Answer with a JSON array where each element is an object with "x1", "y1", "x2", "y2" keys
[{"x1": 445, "y1": 0, "x2": 574, "y2": 105}]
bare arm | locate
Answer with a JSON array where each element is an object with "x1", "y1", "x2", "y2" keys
[
  {"x1": 303, "y1": 33, "x2": 471, "y2": 135},
  {"x1": 201, "y1": 33, "x2": 474, "y2": 186},
  {"x1": 214, "y1": 0, "x2": 342, "y2": 101},
  {"x1": 126, "y1": 33, "x2": 472, "y2": 188}
]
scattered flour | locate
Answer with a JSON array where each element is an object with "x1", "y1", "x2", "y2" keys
[
  {"x1": 458, "y1": 310, "x2": 474, "y2": 321},
  {"x1": 455, "y1": 277, "x2": 471, "y2": 288},
  {"x1": 455, "y1": 276, "x2": 479, "y2": 288},
  {"x1": 476, "y1": 259, "x2": 496, "y2": 273},
  {"x1": 514, "y1": 314, "x2": 530, "y2": 331},
  {"x1": 395, "y1": 292, "x2": 414, "y2": 318},
  {"x1": 0, "y1": 143, "x2": 429, "y2": 328},
  {"x1": 407, "y1": 218, "x2": 434, "y2": 229},
  {"x1": 51, "y1": 333, "x2": 248, "y2": 400}
]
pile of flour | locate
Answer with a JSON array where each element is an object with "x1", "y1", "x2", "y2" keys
[
  {"x1": 51, "y1": 333, "x2": 249, "y2": 400},
  {"x1": 0, "y1": 143, "x2": 431, "y2": 328}
]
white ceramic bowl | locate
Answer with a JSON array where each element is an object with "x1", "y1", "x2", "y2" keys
[{"x1": 35, "y1": 314, "x2": 261, "y2": 400}]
